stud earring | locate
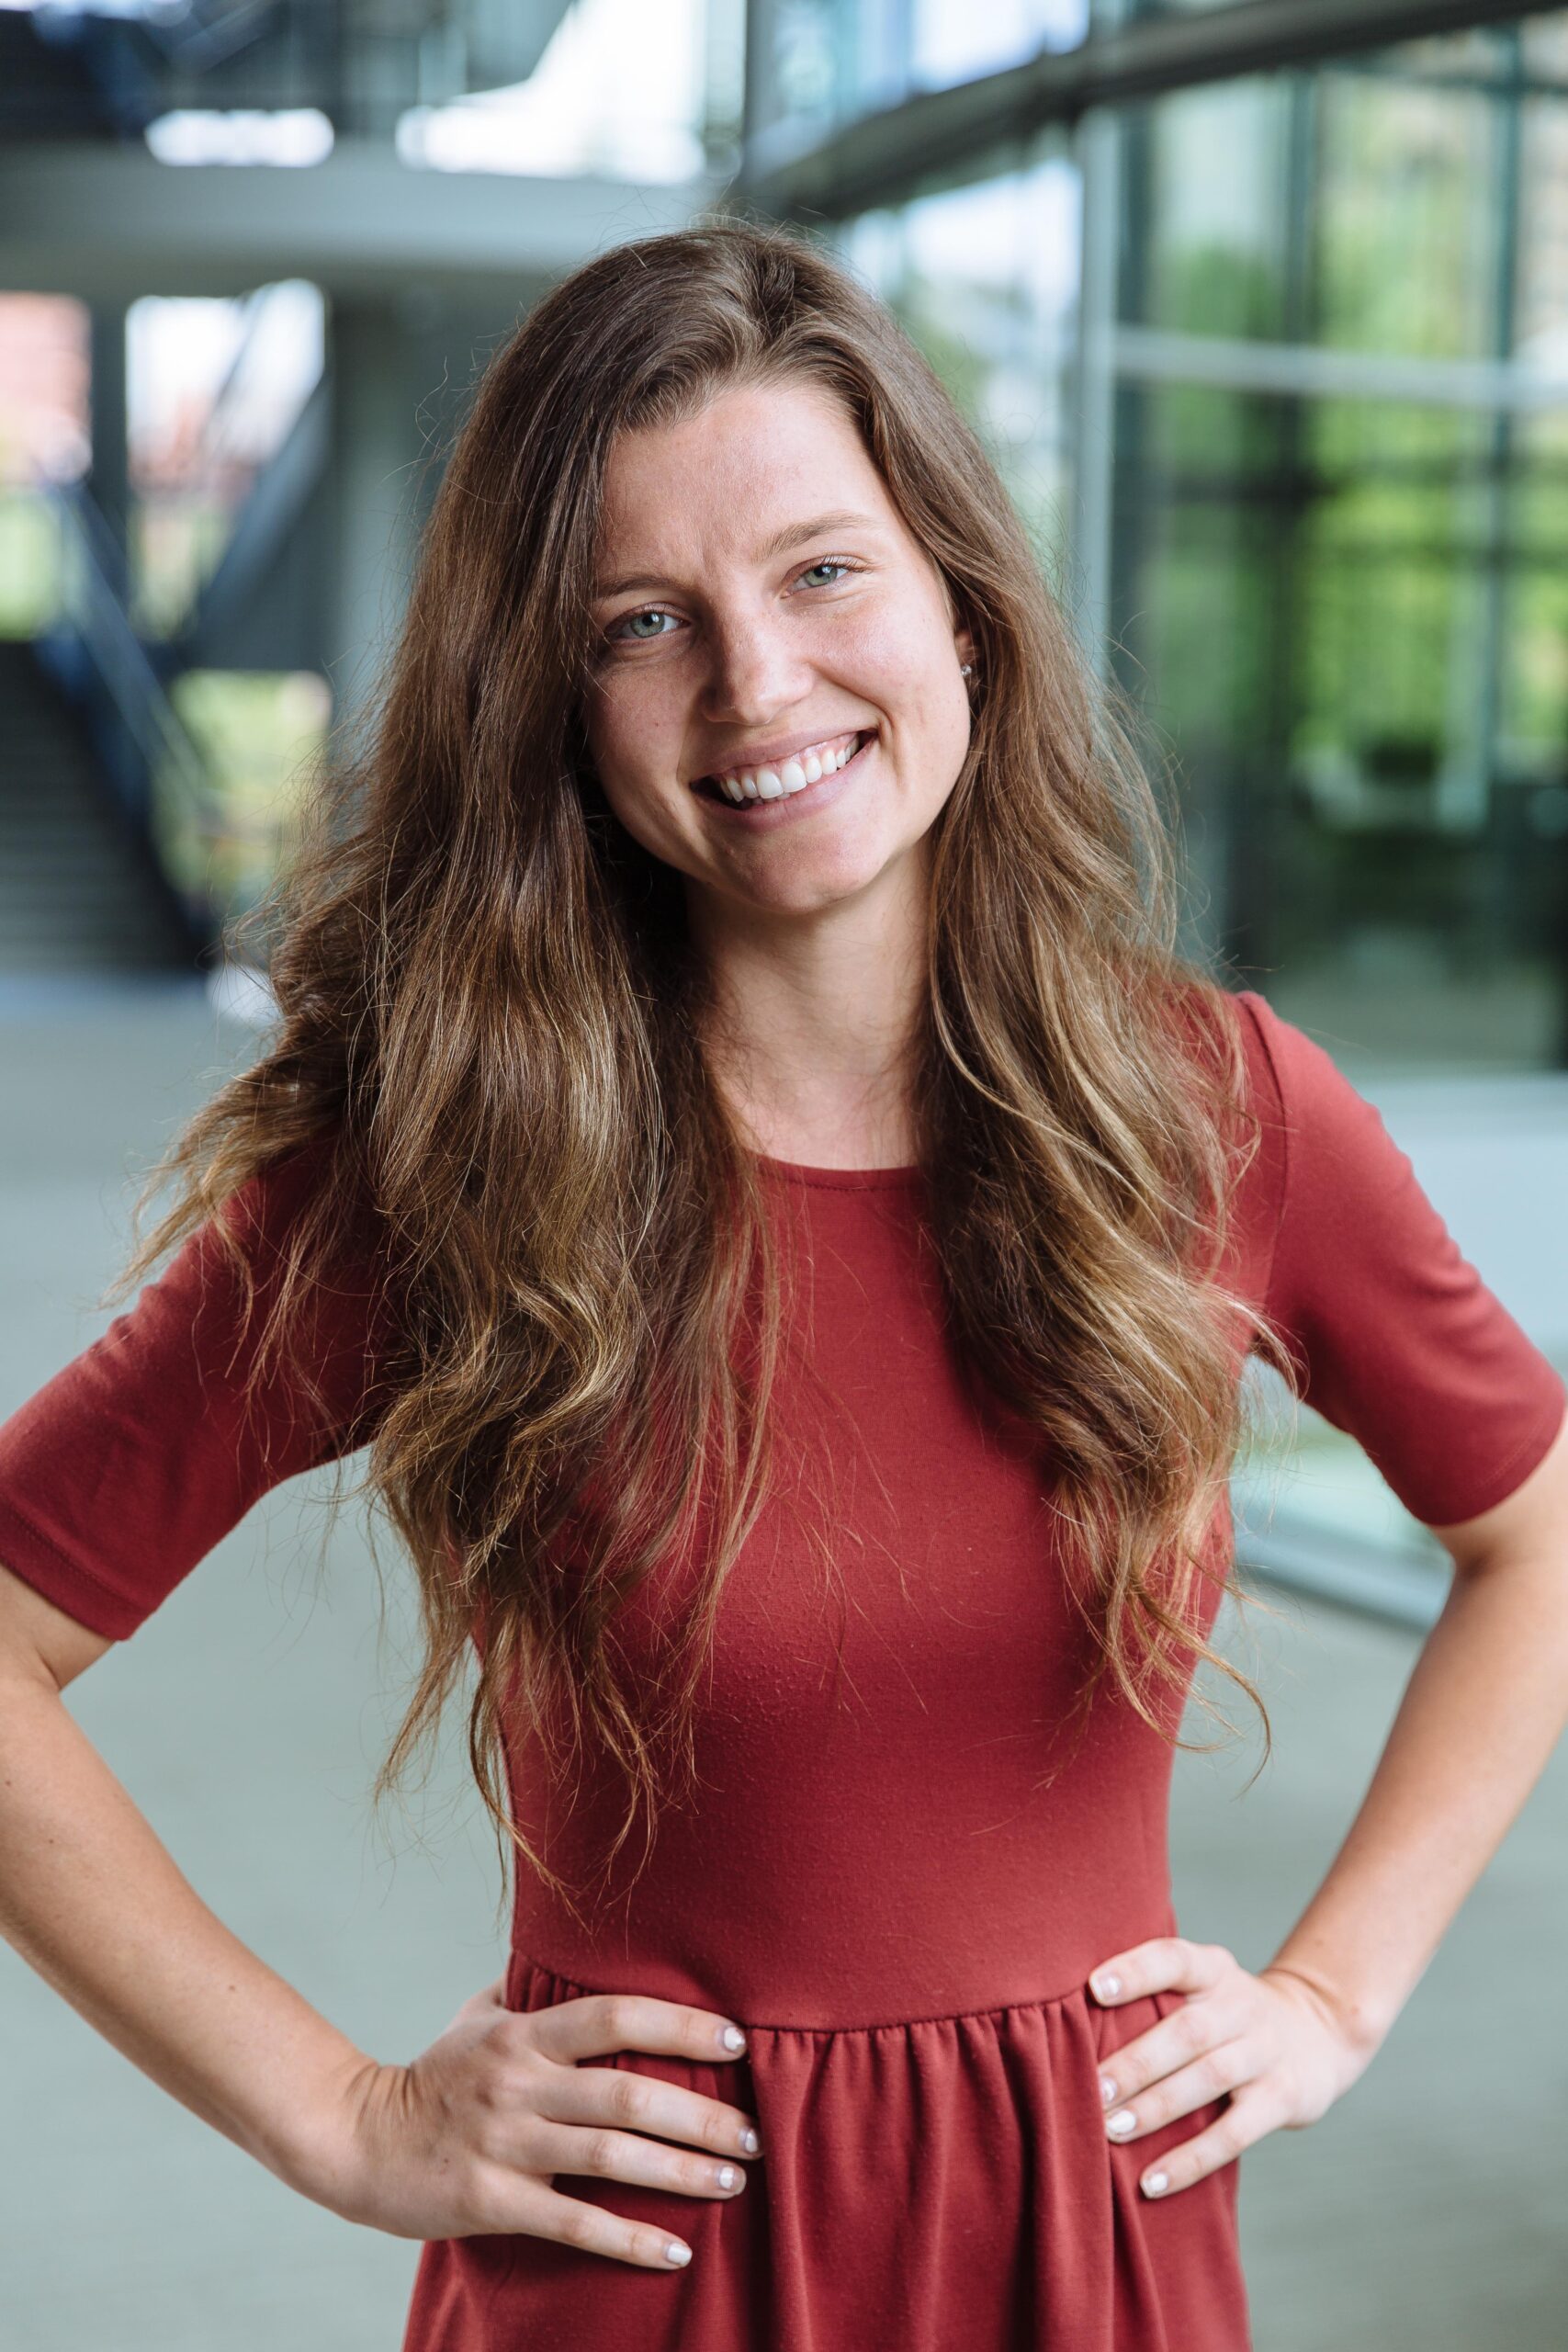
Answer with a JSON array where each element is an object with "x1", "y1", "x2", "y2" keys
[{"x1": 960, "y1": 662, "x2": 973, "y2": 677}]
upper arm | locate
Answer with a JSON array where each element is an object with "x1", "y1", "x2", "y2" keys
[
  {"x1": 1426, "y1": 1399, "x2": 1568, "y2": 1577},
  {"x1": 0, "y1": 1555, "x2": 115, "y2": 1692},
  {"x1": 0, "y1": 1145, "x2": 389, "y2": 1651},
  {"x1": 1235, "y1": 990, "x2": 1568, "y2": 1531}
]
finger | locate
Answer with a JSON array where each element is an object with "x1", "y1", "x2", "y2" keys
[
  {"x1": 520, "y1": 2180, "x2": 700, "y2": 2270},
  {"x1": 532, "y1": 1992, "x2": 750, "y2": 2070},
  {"x1": 1096, "y1": 1994, "x2": 1248, "y2": 2109},
  {"x1": 1102, "y1": 2038, "x2": 1256, "y2": 2145},
  {"x1": 547, "y1": 2061, "x2": 761, "y2": 2163},
  {"x1": 526, "y1": 2116, "x2": 750, "y2": 2204},
  {"x1": 1134, "y1": 2081, "x2": 1279, "y2": 2201},
  {"x1": 1089, "y1": 1938, "x2": 1226, "y2": 2006}
]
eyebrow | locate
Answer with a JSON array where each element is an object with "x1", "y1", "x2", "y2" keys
[{"x1": 591, "y1": 509, "x2": 882, "y2": 602}]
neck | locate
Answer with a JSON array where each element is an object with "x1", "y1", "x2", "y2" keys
[{"x1": 687, "y1": 863, "x2": 929, "y2": 1169}]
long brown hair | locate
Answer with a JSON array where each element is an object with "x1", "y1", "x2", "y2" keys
[{"x1": 107, "y1": 217, "x2": 1296, "y2": 1930}]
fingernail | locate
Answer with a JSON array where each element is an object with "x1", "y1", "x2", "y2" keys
[
  {"x1": 1143, "y1": 2171, "x2": 1169, "y2": 2198},
  {"x1": 720, "y1": 2026, "x2": 747, "y2": 2052},
  {"x1": 716, "y1": 2165, "x2": 739, "y2": 2191},
  {"x1": 739, "y1": 2125, "x2": 761, "y2": 2154},
  {"x1": 1093, "y1": 1972, "x2": 1122, "y2": 2001},
  {"x1": 1106, "y1": 2109, "x2": 1138, "y2": 2139},
  {"x1": 665, "y1": 2240, "x2": 693, "y2": 2266},
  {"x1": 1099, "y1": 2074, "x2": 1119, "y2": 2108}
]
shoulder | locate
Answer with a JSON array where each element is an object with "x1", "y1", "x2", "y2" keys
[
  {"x1": 212, "y1": 1133, "x2": 387, "y2": 1288},
  {"x1": 188, "y1": 1135, "x2": 396, "y2": 1408},
  {"x1": 1155, "y1": 977, "x2": 1292, "y2": 1182},
  {"x1": 1155, "y1": 978, "x2": 1292, "y2": 1300},
  {"x1": 1161, "y1": 979, "x2": 1287, "y2": 1124}
]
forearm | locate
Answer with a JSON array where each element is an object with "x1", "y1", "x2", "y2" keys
[
  {"x1": 1265, "y1": 1544, "x2": 1568, "y2": 2051},
  {"x1": 0, "y1": 1668, "x2": 372, "y2": 2194}
]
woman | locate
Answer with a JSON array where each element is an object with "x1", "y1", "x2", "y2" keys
[{"x1": 0, "y1": 220, "x2": 1563, "y2": 2352}]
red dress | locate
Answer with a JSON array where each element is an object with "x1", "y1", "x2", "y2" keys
[{"x1": 1, "y1": 990, "x2": 1562, "y2": 2350}]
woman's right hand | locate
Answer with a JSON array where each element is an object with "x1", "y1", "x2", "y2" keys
[{"x1": 296, "y1": 1973, "x2": 761, "y2": 2270}]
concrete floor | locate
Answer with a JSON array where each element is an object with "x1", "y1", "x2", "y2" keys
[{"x1": 1, "y1": 979, "x2": 1565, "y2": 2350}]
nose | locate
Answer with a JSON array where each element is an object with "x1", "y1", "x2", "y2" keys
[{"x1": 701, "y1": 605, "x2": 815, "y2": 729}]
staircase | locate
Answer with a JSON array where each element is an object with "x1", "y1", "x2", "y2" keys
[{"x1": 0, "y1": 642, "x2": 201, "y2": 973}]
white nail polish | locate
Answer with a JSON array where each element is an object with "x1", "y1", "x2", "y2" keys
[
  {"x1": 1144, "y1": 2170, "x2": 1169, "y2": 2198},
  {"x1": 1106, "y1": 2109, "x2": 1138, "y2": 2139},
  {"x1": 665, "y1": 2240, "x2": 693, "y2": 2266}
]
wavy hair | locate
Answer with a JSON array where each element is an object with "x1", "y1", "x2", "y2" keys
[{"x1": 108, "y1": 218, "x2": 1297, "y2": 1932}]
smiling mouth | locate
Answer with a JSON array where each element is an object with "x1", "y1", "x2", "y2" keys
[{"x1": 690, "y1": 729, "x2": 874, "y2": 808}]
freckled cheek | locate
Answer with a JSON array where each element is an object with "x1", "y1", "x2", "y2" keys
[
  {"x1": 831, "y1": 610, "x2": 960, "y2": 741},
  {"x1": 586, "y1": 688, "x2": 688, "y2": 813}
]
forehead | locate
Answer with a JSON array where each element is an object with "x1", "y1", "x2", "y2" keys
[{"x1": 593, "y1": 378, "x2": 899, "y2": 577}]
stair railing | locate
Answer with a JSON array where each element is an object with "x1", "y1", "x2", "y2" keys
[{"x1": 33, "y1": 477, "x2": 226, "y2": 952}]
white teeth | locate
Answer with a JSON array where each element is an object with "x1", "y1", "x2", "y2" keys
[{"x1": 705, "y1": 729, "x2": 865, "y2": 804}]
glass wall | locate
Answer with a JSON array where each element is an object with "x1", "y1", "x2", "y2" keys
[
  {"x1": 749, "y1": 1, "x2": 1295, "y2": 146},
  {"x1": 751, "y1": 0, "x2": 1089, "y2": 145},
  {"x1": 1111, "y1": 28, "x2": 1568, "y2": 1073},
  {"x1": 837, "y1": 140, "x2": 1082, "y2": 584}
]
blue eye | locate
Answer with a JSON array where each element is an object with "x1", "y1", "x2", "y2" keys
[
  {"x1": 606, "y1": 557, "x2": 859, "y2": 650},
  {"x1": 615, "y1": 609, "x2": 676, "y2": 641}
]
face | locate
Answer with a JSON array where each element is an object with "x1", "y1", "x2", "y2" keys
[{"x1": 582, "y1": 377, "x2": 975, "y2": 929}]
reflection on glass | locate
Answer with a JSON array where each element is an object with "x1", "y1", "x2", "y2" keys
[
  {"x1": 839, "y1": 147, "x2": 1081, "y2": 584},
  {"x1": 1114, "y1": 365, "x2": 1565, "y2": 1072},
  {"x1": 760, "y1": 0, "x2": 1089, "y2": 137},
  {"x1": 1101, "y1": 39, "x2": 1568, "y2": 1074},
  {"x1": 911, "y1": 0, "x2": 1089, "y2": 90},
  {"x1": 1502, "y1": 407, "x2": 1568, "y2": 866},
  {"x1": 1126, "y1": 76, "x2": 1295, "y2": 341},
  {"x1": 1517, "y1": 85, "x2": 1568, "y2": 366},
  {"x1": 1315, "y1": 66, "x2": 1496, "y2": 360}
]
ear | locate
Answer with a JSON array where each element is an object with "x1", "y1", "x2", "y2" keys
[{"x1": 953, "y1": 616, "x2": 976, "y2": 670}]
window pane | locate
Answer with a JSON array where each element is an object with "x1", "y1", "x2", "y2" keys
[
  {"x1": 838, "y1": 145, "x2": 1081, "y2": 581},
  {"x1": 1122, "y1": 77, "x2": 1296, "y2": 340},
  {"x1": 1315, "y1": 65, "x2": 1497, "y2": 360}
]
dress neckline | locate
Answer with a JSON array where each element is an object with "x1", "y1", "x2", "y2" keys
[{"x1": 751, "y1": 1152, "x2": 923, "y2": 1190}]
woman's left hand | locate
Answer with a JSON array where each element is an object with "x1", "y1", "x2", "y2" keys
[{"x1": 1085, "y1": 1939, "x2": 1382, "y2": 2199}]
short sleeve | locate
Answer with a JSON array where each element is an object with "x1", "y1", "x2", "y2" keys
[
  {"x1": 1235, "y1": 989, "x2": 1566, "y2": 1528},
  {"x1": 0, "y1": 1142, "x2": 392, "y2": 1641}
]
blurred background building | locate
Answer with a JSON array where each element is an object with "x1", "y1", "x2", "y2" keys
[{"x1": 1, "y1": 10, "x2": 1565, "y2": 2346}]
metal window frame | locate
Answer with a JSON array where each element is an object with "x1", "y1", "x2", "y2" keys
[{"x1": 738, "y1": 0, "x2": 1563, "y2": 221}]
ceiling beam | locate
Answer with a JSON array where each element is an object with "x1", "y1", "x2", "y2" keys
[{"x1": 0, "y1": 138, "x2": 722, "y2": 302}]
